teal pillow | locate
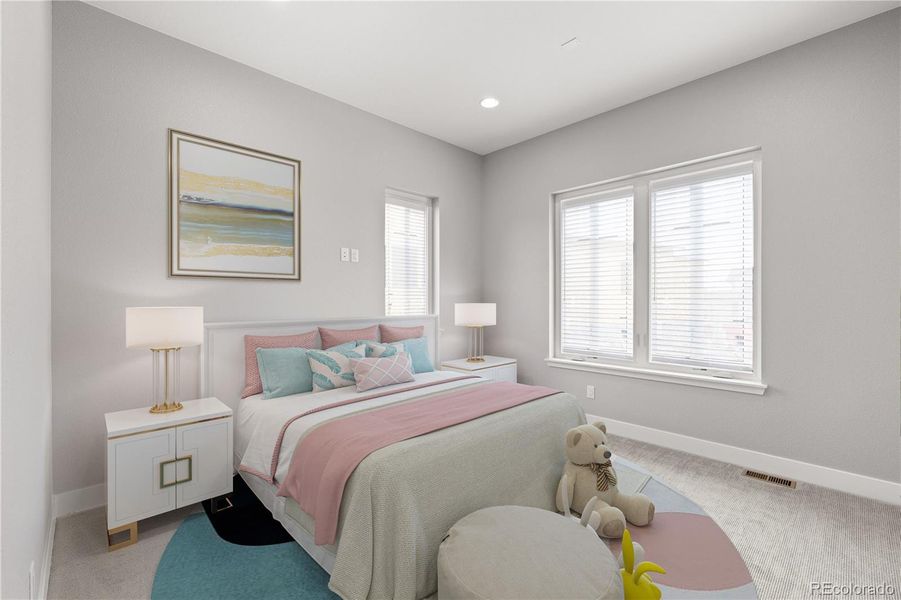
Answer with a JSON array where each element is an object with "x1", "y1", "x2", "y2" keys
[
  {"x1": 256, "y1": 347, "x2": 314, "y2": 400},
  {"x1": 327, "y1": 341, "x2": 358, "y2": 352},
  {"x1": 390, "y1": 337, "x2": 434, "y2": 373}
]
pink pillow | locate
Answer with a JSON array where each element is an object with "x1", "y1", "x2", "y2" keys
[
  {"x1": 242, "y1": 332, "x2": 317, "y2": 398},
  {"x1": 319, "y1": 325, "x2": 378, "y2": 349},
  {"x1": 379, "y1": 324, "x2": 424, "y2": 343},
  {"x1": 351, "y1": 353, "x2": 415, "y2": 392}
]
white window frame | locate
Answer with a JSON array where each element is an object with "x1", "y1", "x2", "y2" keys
[
  {"x1": 556, "y1": 184, "x2": 636, "y2": 364},
  {"x1": 385, "y1": 188, "x2": 436, "y2": 316},
  {"x1": 547, "y1": 148, "x2": 766, "y2": 395}
]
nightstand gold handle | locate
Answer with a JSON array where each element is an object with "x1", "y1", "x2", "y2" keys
[{"x1": 160, "y1": 456, "x2": 193, "y2": 488}]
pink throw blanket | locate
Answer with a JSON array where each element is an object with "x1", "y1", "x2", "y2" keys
[
  {"x1": 276, "y1": 381, "x2": 559, "y2": 545},
  {"x1": 239, "y1": 375, "x2": 478, "y2": 484}
]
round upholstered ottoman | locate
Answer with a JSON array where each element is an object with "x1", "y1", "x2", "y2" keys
[{"x1": 438, "y1": 505, "x2": 623, "y2": 600}]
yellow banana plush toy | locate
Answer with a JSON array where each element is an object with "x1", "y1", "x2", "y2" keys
[{"x1": 620, "y1": 529, "x2": 666, "y2": 600}]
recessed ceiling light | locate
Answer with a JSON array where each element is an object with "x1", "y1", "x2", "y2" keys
[{"x1": 480, "y1": 97, "x2": 500, "y2": 109}]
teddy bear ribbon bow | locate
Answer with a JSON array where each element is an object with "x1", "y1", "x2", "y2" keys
[{"x1": 584, "y1": 460, "x2": 618, "y2": 492}]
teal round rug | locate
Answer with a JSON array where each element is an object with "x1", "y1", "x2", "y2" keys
[{"x1": 151, "y1": 514, "x2": 338, "y2": 600}]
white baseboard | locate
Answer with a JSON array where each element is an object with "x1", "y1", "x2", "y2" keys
[
  {"x1": 52, "y1": 483, "x2": 105, "y2": 519},
  {"x1": 589, "y1": 415, "x2": 901, "y2": 506},
  {"x1": 38, "y1": 516, "x2": 55, "y2": 600}
]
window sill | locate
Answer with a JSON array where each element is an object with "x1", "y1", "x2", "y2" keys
[{"x1": 545, "y1": 358, "x2": 767, "y2": 395}]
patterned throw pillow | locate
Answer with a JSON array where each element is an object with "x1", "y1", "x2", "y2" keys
[
  {"x1": 318, "y1": 325, "x2": 379, "y2": 350},
  {"x1": 242, "y1": 331, "x2": 317, "y2": 398},
  {"x1": 307, "y1": 345, "x2": 366, "y2": 392},
  {"x1": 365, "y1": 341, "x2": 399, "y2": 358},
  {"x1": 351, "y1": 353, "x2": 415, "y2": 392},
  {"x1": 379, "y1": 324, "x2": 425, "y2": 343}
]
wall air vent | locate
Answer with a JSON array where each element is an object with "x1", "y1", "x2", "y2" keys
[{"x1": 743, "y1": 469, "x2": 797, "y2": 488}]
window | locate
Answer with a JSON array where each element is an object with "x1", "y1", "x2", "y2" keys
[
  {"x1": 550, "y1": 149, "x2": 764, "y2": 394},
  {"x1": 560, "y1": 188, "x2": 634, "y2": 360},
  {"x1": 650, "y1": 166, "x2": 754, "y2": 373},
  {"x1": 385, "y1": 189, "x2": 433, "y2": 315}
]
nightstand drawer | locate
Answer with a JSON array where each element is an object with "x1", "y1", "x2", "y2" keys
[
  {"x1": 441, "y1": 356, "x2": 518, "y2": 383},
  {"x1": 487, "y1": 364, "x2": 517, "y2": 383}
]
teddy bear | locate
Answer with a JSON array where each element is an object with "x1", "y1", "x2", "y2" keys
[{"x1": 556, "y1": 421, "x2": 655, "y2": 538}]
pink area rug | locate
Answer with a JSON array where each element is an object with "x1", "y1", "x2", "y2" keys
[{"x1": 607, "y1": 460, "x2": 757, "y2": 599}]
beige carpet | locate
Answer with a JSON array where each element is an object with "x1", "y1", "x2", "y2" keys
[
  {"x1": 47, "y1": 437, "x2": 901, "y2": 600},
  {"x1": 608, "y1": 434, "x2": 901, "y2": 600},
  {"x1": 48, "y1": 505, "x2": 199, "y2": 600}
]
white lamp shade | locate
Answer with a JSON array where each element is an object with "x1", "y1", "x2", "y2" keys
[
  {"x1": 126, "y1": 307, "x2": 204, "y2": 349},
  {"x1": 454, "y1": 303, "x2": 496, "y2": 327}
]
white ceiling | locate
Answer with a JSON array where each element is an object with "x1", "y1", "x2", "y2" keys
[{"x1": 89, "y1": 1, "x2": 898, "y2": 155}]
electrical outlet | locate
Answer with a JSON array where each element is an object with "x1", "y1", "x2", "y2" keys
[
  {"x1": 586, "y1": 385, "x2": 595, "y2": 399},
  {"x1": 28, "y1": 561, "x2": 35, "y2": 600},
  {"x1": 340, "y1": 247, "x2": 350, "y2": 262},
  {"x1": 351, "y1": 248, "x2": 359, "y2": 263}
]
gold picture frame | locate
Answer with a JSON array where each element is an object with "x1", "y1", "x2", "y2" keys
[{"x1": 168, "y1": 129, "x2": 301, "y2": 280}]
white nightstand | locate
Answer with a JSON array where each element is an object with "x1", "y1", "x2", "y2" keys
[
  {"x1": 105, "y1": 397, "x2": 233, "y2": 550},
  {"x1": 441, "y1": 355, "x2": 518, "y2": 383}
]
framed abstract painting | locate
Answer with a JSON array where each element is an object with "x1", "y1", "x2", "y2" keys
[{"x1": 168, "y1": 130, "x2": 301, "y2": 280}]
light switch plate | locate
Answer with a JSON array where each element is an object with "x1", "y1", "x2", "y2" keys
[
  {"x1": 351, "y1": 248, "x2": 359, "y2": 263},
  {"x1": 586, "y1": 385, "x2": 595, "y2": 399},
  {"x1": 340, "y1": 248, "x2": 350, "y2": 262}
]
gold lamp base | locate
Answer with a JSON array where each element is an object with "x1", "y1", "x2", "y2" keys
[
  {"x1": 466, "y1": 357, "x2": 486, "y2": 363},
  {"x1": 149, "y1": 402, "x2": 183, "y2": 414}
]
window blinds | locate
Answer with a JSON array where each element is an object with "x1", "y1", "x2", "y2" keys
[
  {"x1": 560, "y1": 191, "x2": 634, "y2": 359},
  {"x1": 385, "y1": 192, "x2": 430, "y2": 316},
  {"x1": 650, "y1": 166, "x2": 754, "y2": 372}
]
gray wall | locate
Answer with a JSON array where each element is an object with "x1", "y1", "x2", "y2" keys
[
  {"x1": 50, "y1": 2, "x2": 901, "y2": 495},
  {"x1": 52, "y1": 2, "x2": 483, "y2": 495},
  {"x1": 481, "y1": 11, "x2": 901, "y2": 482},
  {"x1": 1, "y1": 1, "x2": 54, "y2": 597}
]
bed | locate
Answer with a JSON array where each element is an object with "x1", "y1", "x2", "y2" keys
[{"x1": 202, "y1": 316, "x2": 585, "y2": 600}]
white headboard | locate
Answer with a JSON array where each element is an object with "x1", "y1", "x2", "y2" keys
[{"x1": 201, "y1": 315, "x2": 439, "y2": 412}]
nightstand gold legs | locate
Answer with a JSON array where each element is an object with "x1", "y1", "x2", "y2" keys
[
  {"x1": 107, "y1": 522, "x2": 138, "y2": 551},
  {"x1": 210, "y1": 495, "x2": 234, "y2": 514}
]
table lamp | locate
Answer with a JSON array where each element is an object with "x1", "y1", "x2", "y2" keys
[
  {"x1": 454, "y1": 303, "x2": 496, "y2": 362},
  {"x1": 126, "y1": 306, "x2": 203, "y2": 413}
]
